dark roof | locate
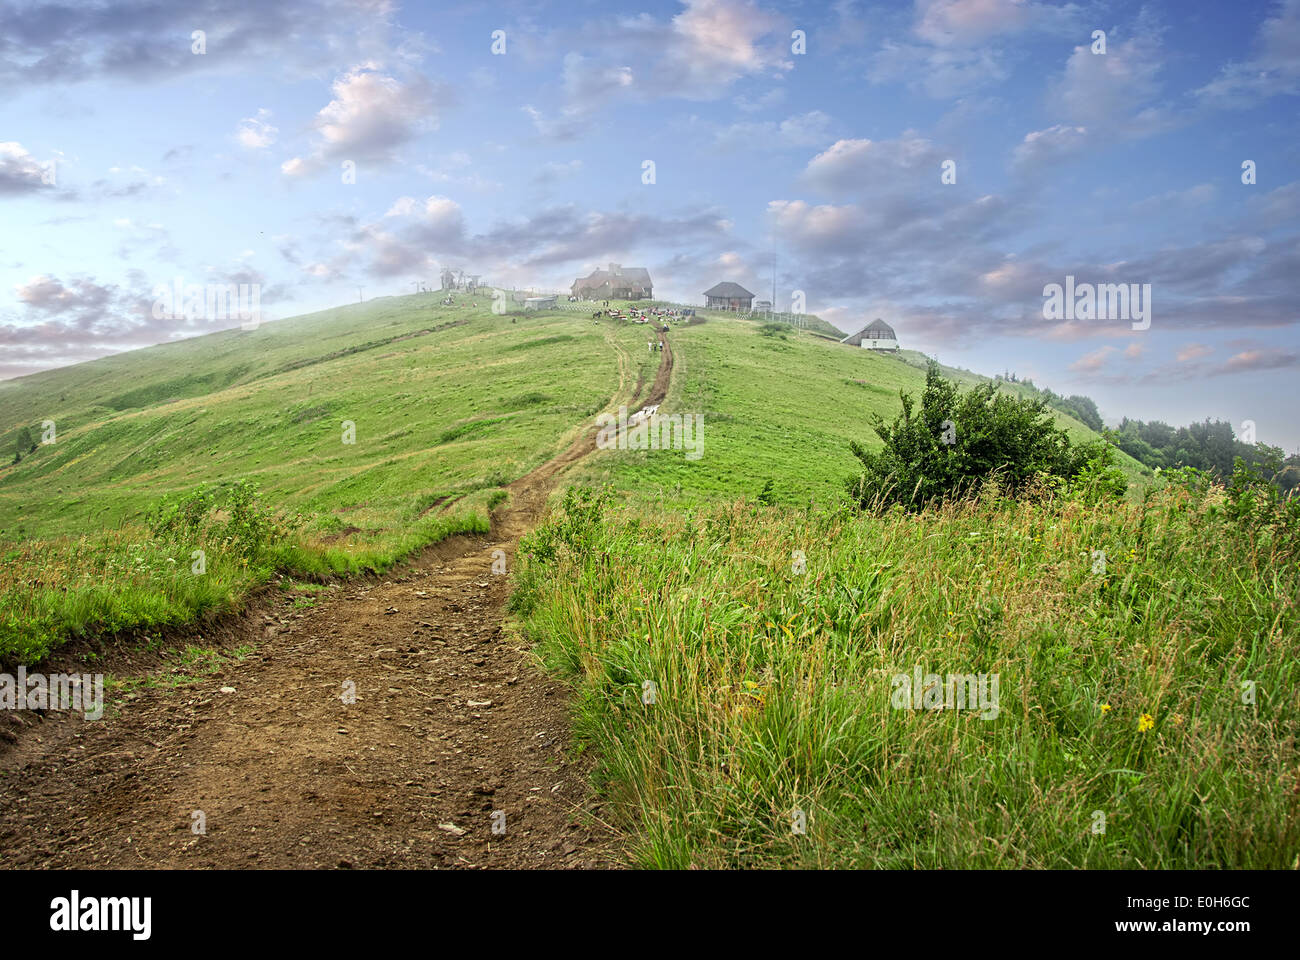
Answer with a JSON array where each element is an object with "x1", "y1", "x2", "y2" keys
[
  {"x1": 703, "y1": 281, "x2": 755, "y2": 298},
  {"x1": 840, "y1": 318, "x2": 898, "y2": 344},
  {"x1": 573, "y1": 265, "x2": 652, "y2": 291}
]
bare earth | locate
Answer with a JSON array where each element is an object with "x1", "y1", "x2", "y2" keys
[{"x1": 0, "y1": 328, "x2": 674, "y2": 870}]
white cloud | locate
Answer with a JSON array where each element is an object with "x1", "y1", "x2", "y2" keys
[
  {"x1": 914, "y1": 0, "x2": 1081, "y2": 47},
  {"x1": 713, "y1": 110, "x2": 832, "y2": 150},
  {"x1": 1010, "y1": 124, "x2": 1088, "y2": 172},
  {"x1": 1176, "y1": 343, "x2": 1213, "y2": 363},
  {"x1": 0, "y1": 141, "x2": 52, "y2": 194},
  {"x1": 802, "y1": 134, "x2": 945, "y2": 194},
  {"x1": 1051, "y1": 20, "x2": 1172, "y2": 135},
  {"x1": 1069, "y1": 344, "x2": 1118, "y2": 374},
  {"x1": 236, "y1": 108, "x2": 278, "y2": 149},
  {"x1": 284, "y1": 65, "x2": 449, "y2": 174},
  {"x1": 663, "y1": 0, "x2": 791, "y2": 96}
]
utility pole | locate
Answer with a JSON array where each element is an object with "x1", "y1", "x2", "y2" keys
[{"x1": 358, "y1": 286, "x2": 365, "y2": 303}]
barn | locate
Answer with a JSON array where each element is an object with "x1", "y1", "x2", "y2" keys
[
  {"x1": 703, "y1": 281, "x2": 755, "y2": 311},
  {"x1": 572, "y1": 263, "x2": 653, "y2": 300},
  {"x1": 840, "y1": 319, "x2": 900, "y2": 351}
]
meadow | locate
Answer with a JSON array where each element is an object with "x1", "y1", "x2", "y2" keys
[
  {"x1": 510, "y1": 474, "x2": 1300, "y2": 868},
  {"x1": 0, "y1": 296, "x2": 622, "y2": 662},
  {"x1": 0, "y1": 298, "x2": 1139, "y2": 667}
]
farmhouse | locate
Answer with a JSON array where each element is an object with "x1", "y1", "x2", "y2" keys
[
  {"x1": 703, "y1": 281, "x2": 754, "y2": 311},
  {"x1": 572, "y1": 263, "x2": 653, "y2": 300},
  {"x1": 840, "y1": 318, "x2": 900, "y2": 352}
]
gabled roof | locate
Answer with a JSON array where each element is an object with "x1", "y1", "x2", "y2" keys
[
  {"x1": 840, "y1": 318, "x2": 898, "y2": 344},
  {"x1": 573, "y1": 265, "x2": 652, "y2": 290},
  {"x1": 703, "y1": 281, "x2": 755, "y2": 298}
]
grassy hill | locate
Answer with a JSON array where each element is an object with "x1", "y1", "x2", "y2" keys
[
  {"x1": 0, "y1": 297, "x2": 1139, "y2": 663},
  {"x1": 0, "y1": 296, "x2": 636, "y2": 661},
  {"x1": 572, "y1": 309, "x2": 1147, "y2": 505},
  {"x1": 0, "y1": 298, "x2": 621, "y2": 540}
]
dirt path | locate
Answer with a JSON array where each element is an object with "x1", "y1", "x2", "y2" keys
[{"x1": 0, "y1": 326, "x2": 673, "y2": 870}]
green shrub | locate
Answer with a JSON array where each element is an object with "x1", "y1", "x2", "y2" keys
[{"x1": 847, "y1": 361, "x2": 1109, "y2": 511}]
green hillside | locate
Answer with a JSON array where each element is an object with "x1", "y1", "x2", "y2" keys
[
  {"x1": 0, "y1": 297, "x2": 637, "y2": 661},
  {"x1": 0, "y1": 295, "x2": 1140, "y2": 664},
  {"x1": 0, "y1": 298, "x2": 621, "y2": 541},
  {"x1": 572, "y1": 311, "x2": 1147, "y2": 505}
]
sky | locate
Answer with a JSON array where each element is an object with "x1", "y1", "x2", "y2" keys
[{"x1": 2, "y1": 0, "x2": 1298, "y2": 450}]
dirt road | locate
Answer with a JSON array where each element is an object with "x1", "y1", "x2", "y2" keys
[{"x1": 0, "y1": 328, "x2": 673, "y2": 870}]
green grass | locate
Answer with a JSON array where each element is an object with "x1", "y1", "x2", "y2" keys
[
  {"x1": 511, "y1": 477, "x2": 1300, "y2": 869},
  {"x1": 0, "y1": 298, "x2": 619, "y2": 541},
  {"x1": 0, "y1": 296, "x2": 627, "y2": 662},
  {"x1": 571, "y1": 310, "x2": 1148, "y2": 508}
]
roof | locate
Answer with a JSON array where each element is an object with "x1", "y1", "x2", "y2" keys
[
  {"x1": 840, "y1": 318, "x2": 898, "y2": 344},
  {"x1": 703, "y1": 281, "x2": 755, "y2": 298},
  {"x1": 573, "y1": 264, "x2": 653, "y2": 290}
]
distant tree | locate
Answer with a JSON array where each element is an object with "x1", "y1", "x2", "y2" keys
[
  {"x1": 1110, "y1": 416, "x2": 1286, "y2": 485},
  {"x1": 1060, "y1": 394, "x2": 1103, "y2": 432}
]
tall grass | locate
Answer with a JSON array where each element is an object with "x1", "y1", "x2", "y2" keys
[
  {"x1": 0, "y1": 486, "x2": 496, "y2": 666},
  {"x1": 510, "y1": 479, "x2": 1300, "y2": 868}
]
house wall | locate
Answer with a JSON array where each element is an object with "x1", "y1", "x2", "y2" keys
[{"x1": 862, "y1": 338, "x2": 899, "y2": 350}]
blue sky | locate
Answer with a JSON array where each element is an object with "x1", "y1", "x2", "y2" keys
[{"x1": 2, "y1": 0, "x2": 1298, "y2": 449}]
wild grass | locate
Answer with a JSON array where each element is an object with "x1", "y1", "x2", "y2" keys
[
  {"x1": 0, "y1": 486, "x2": 495, "y2": 666},
  {"x1": 510, "y1": 476, "x2": 1300, "y2": 868}
]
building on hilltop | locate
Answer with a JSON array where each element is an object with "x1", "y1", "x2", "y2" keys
[
  {"x1": 440, "y1": 268, "x2": 486, "y2": 292},
  {"x1": 703, "y1": 281, "x2": 755, "y2": 311},
  {"x1": 840, "y1": 318, "x2": 900, "y2": 352},
  {"x1": 572, "y1": 263, "x2": 653, "y2": 300}
]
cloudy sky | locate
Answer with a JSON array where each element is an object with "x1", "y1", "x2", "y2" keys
[{"x1": 3, "y1": 0, "x2": 1298, "y2": 448}]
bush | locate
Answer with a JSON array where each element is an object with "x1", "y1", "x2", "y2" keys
[
  {"x1": 1225, "y1": 450, "x2": 1300, "y2": 552},
  {"x1": 518, "y1": 485, "x2": 611, "y2": 564},
  {"x1": 846, "y1": 361, "x2": 1111, "y2": 511},
  {"x1": 147, "y1": 480, "x2": 301, "y2": 560}
]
